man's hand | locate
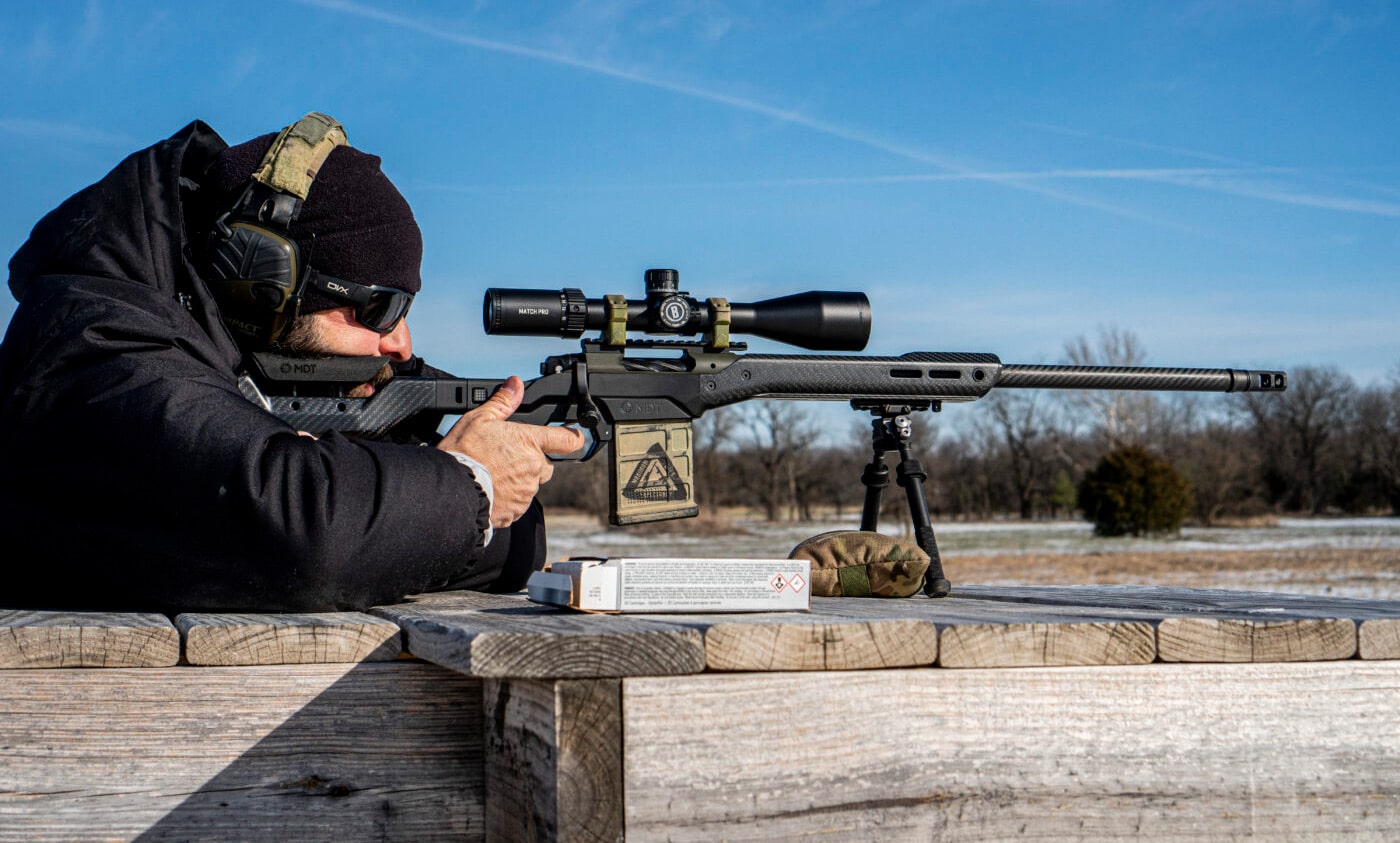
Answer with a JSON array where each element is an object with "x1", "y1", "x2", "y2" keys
[{"x1": 436, "y1": 376, "x2": 585, "y2": 528}]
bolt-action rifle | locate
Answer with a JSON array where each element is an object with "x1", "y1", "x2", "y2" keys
[{"x1": 252, "y1": 268, "x2": 1288, "y2": 597}]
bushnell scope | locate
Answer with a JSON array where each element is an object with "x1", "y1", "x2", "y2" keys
[{"x1": 483, "y1": 268, "x2": 871, "y2": 351}]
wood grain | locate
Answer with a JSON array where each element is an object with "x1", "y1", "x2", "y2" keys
[
  {"x1": 0, "y1": 662, "x2": 484, "y2": 842},
  {"x1": 813, "y1": 594, "x2": 1159, "y2": 667},
  {"x1": 0, "y1": 610, "x2": 178, "y2": 668},
  {"x1": 373, "y1": 590, "x2": 705, "y2": 678},
  {"x1": 636, "y1": 603, "x2": 938, "y2": 671},
  {"x1": 622, "y1": 661, "x2": 1400, "y2": 840},
  {"x1": 956, "y1": 585, "x2": 1385, "y2": 664},
  {"x1": 939, "y1": 621, "x2": 1155, "y2": 667},
  {"x1": 957, "y1": 583, "x2": 1400, "y2": 620},
  {"x1": 372, "y1": 587, "x2": 1400, "y2": 675},
  {"x1": 176, "y1": 611, "x2": 401, "y2": 665},
  {"x1": 706, "y1": 617, "x2": 935, "y2": 671},
  {"x1": 1360, "y1": 618, "x2": 1400, "y2": 659},
  {"x1": 485, "y1": 678, "x2": 623, "y2": 842},
  {"x1": 1157, "y1": 617, "x2": 1356, "y2": 662}
]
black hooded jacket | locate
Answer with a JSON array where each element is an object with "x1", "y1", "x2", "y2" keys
[{"x1": 1, "y1": 121, "x2": 503, "y2": 612}]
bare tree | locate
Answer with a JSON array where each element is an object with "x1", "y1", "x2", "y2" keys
[
  {"x1": 921, "y1": 425, "x2": 998, "y2": 520},
  {"x1": 1342, "y1": 375, "x2": 1400, "y2": 514},
  {"x1": 976, "y1": 390, "x2": 1067, "y2": 519},
  {"x1": 802, "y1": 443, "x2": 867, "y2": 519},
  {"x1": 1178, "y1": 416, "x2": 1260, "y2": 524},
  {"x1": 1244, "y1": 365, "x2": 1356, "y2": 514},
  {"x1": 733, "y1": 401, "x2": 823, "y2": 521},
  {"x1": 1064, "y1": 327, "x2": 1161, "y2": 449},
  {"x1": 692, "y1": 407, "x2": 739, "y2": 507}
]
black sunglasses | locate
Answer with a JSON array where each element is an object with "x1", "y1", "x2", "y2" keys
[{"x1": 304, "y1": 270, "x2": 415, "y2": 334}]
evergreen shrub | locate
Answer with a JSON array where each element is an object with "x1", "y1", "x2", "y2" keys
[{"x1": 1079, "y1": 445, "x2": 1193, "y2": 537}]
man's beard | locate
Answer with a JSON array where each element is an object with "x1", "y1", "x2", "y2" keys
[{"x1": 275, "y1": 316, "x2": 395, "y2": 397}]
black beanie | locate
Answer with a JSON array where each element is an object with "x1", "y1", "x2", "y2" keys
[{"x1": 206, "y1": 131, "x2": 422, "y2": 314}]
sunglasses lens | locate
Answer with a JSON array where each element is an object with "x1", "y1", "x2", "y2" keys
[
  {"x1": 360, "y1": 289, "x2": 413, "y2": 332},
  {"x1": 310, "y1": 271, "x2": 414, "y2": 333}
]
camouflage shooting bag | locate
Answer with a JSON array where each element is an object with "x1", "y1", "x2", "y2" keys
[{"x1": 788, "y1": 530, "x2": 929, "y2": 597}]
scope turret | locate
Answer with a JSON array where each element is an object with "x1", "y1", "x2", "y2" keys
[{"x1": 483, "y1": 268, "x2": 871, "y2": 351}]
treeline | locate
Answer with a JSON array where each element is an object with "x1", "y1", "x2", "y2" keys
[{"x1": 540, "y1": 332, "x2": 1400, "y2": 525}]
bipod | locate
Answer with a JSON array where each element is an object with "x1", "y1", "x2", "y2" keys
[{"x1": 853, "y1": 402, "x2": 952, "y2": 597}]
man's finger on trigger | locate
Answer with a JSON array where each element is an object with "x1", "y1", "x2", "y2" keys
[{"x1": 541, "y1": 425, "x2": 587, "y2": 454}]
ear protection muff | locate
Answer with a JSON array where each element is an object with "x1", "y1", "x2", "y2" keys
[{"x1": 204, "y1": 112, "x2": 348, "y2": 348}]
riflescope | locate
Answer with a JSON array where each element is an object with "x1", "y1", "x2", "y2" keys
[{"x1": 483, "y1": 268, "x2": 871, "y2": 351}]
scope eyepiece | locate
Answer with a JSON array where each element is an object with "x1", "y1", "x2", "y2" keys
[{"x1": 483, "y1": 268, "x2": 871, "y2": 351}]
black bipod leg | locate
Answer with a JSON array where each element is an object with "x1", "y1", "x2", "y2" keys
[
  {"x1": 859, "y1": 422, "x2": 891, "y2": 533},
  {"x1": 891, "y1": 430, "x2": 952, "y2": 597},
  {"x1": 857, "y1": 413, "x2": 952, "y2": 597}
]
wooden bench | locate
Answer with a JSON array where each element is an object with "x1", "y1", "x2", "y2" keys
[{"x1": 4, "y1": 585, "x2": 1400, "y2": 840}]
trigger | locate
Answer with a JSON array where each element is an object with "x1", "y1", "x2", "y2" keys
[{"x1": 549, "y1": 426, "x2": 604, "y2": 463}]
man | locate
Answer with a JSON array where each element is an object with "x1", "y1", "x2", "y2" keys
[{"x1": 0, "y1": 113, "x2": 582, "y2": 612}]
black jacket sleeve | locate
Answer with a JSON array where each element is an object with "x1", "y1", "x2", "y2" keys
[{"x1": 1, "y1": 276, "x2": 493, "y2": 612}]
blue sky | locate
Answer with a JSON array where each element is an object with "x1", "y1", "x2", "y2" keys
[{"x1": 3, "y1": 1, "x2": 1397, "y2": 394}]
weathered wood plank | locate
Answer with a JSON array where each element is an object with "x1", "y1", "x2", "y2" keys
[
  {"x1": 0, "y1": 662, "x2": 484, "y2": 842},
  {"x1": 485, "y1": 679, "x2": 623, "y2": 842},
  {"x1": 957, "y1": 583, "x2": 1400, "y2": 620},
  {"x1": 706, "y1": 617, "x2": 936, "y2": 671},
  {"x1": 939, "y1": 620, "x2": 1156, "y2": 667},
  {"x1": 1158, "y1": 616, "x2": 1357, "y2": 662},
  {"x1": 373, "y1": 590, "x2": 705, "y2": 678},
  {"x1": 812, "y1": 595, "x2": 1159, "y2": 667},
  {"x1": 1360, "y1": 618, "x2": 1400, "y2": 659},
  {"x1": 0, "y1": 610, "x2": 178, "y2": 668},
  {"x1": 176, "y1": 612, "x2": 401, "y2": 665},
  {"x1": 954, "y1": 584, "x2": 1394, "y2": 663},
  {"x1": 376, "y1": 587, "x2": 1400, "y2": 676},
  {"x1": 622, "y1": 661, "x2": 1400, "y2": 840},
  {"x1": 636, "y1": 602, "x2": 938, "y2": 670}
]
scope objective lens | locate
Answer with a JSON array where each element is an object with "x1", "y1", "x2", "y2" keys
[{"x1": 483, "y1": 288, "x2": 589, "y2": 337}]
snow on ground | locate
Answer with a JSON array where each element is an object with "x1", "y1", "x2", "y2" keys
[
  {"x1": 548, "y1": 515, "x2": 1400, "y2": 559},
  {"x1": 545, "y1": 514, "x2": 1400, "y2": 599}
]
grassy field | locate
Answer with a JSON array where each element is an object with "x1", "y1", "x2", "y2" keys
[{"x1": 544, "y1": 510, "x2": 1400, "y2": 600}]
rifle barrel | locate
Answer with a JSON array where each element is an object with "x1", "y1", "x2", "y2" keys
[{"x1": 997, "y1": 364, "x2": 1287, "y2": 393}]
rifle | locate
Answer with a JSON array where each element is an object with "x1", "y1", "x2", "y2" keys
[{"x1": 254, "y1": 268, "x2": 1288, "y2": 597}]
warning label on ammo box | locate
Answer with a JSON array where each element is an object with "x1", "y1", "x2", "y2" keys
[{"x1": 619, "y1": 558, "x2": 809, "y2": 611}]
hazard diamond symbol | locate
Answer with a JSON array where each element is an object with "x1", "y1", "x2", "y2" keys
[
  {"x1": 770, "y1": 573, "x2": 787, "y2": 593},
  {"x1": 789, "y1": 573, "x2": 806, "y2": 593}
]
